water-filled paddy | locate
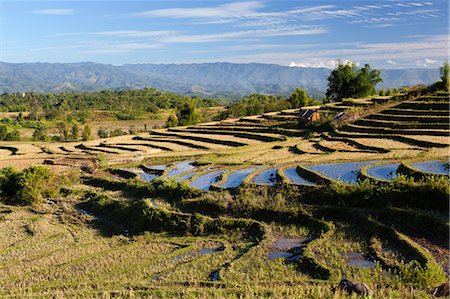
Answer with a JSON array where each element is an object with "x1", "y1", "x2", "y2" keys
[
  {"x1": 366, "y1": 163, "x2": 399, "y2": 180},
  {"x1": 344, "y1": 252, "x2": 376, "y2": 268},
  {"x1": 145, "y1": 164, "x2": 168, "y2": 171},
  {"x1": 139, "y1": 172, "x2": 159, "y2": 182},
  {"x1": 251, "y1": 168, "x2": 278, "y2": 185},
  {"x1": 166, "y1": 160, "x2": 196, "y2": 177},
  {"x1": 307, "y1": 161, "x2": 377, "y2": 184},
  {"x1": 190, "y1": 171, "x2": 224, "y2": 191},
  {"x1": 267, "y1": 237, "x2": 308, "y2": 260},
  {"x1": 176, "y1": 171, "x2": 199, "y2": 182},
  {"x1": 411, "y1": 160, "x2": 449, "y2": 175},
  {"x1": 121, "y1": 168, "x2": 159, "y2": 182},
  {"x1": 219, "y1": 167, "x2": 261, "y2": 188},
  {"x1": 283, "y1": 168, "x2": 315, "y2": 185}
]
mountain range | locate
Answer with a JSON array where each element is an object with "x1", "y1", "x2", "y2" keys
[{"x1": 0, "y1": 62, "x2": 441, "y2": 98}]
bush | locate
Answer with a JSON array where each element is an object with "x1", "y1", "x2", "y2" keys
[
  {"x1": 0, "y1": 166, "x2": 59, "y2": 205},
  {"x1": 32, "y1": 127, "x2": 48, "y2": 141},
  {"x1": 110, "y1": 128, "x2": 126, "y2": 137},
  {"x1": 97, "y1": 128, "x2": 109, "y2": 138}
]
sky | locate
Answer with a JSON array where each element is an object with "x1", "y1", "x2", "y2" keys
[{"x1": 0, "y1": 0, "x2": 448, "y2": 68}]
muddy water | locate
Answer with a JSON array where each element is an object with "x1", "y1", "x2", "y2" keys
[
  {"x1": 283, "y1": 167, "x2": 315, "y2": 185},
  {"x1": 167, "y1": 160, "x2": 196, "y2": 177},
  {"x1": 307, "y1": 161, "x2": 377, "y2": 184},
  {"x1": 267, "y1": 237, "x2": 309, "y2": 261},
  {"x1": 139, "y1": 172, "x2": 159, "y2": 182},
  {"x1": 343, "y1": 252, "x2": 376, "y2": 268},
  {"x1": 145, "y1": 164, "x2": 168, "y2": 171},
  {"x1": 219, "y1": 167, "x2": 261, "y2": 188},
  {"x1": 366, "y1": 163, "x2": 399, "y2": 180},
  {"x1": 411, "y1": 160, "x2": 449, "y2": 175},
  {"x1": 121, "y1": 168, "x2": 159, "y2": 182},
  {"x1": 190, "y1": 171, "x2": 224, "y2": 191},
  {"x1": 251, "y1": 168, "x2": 278, "y2": 185},
  {"x1": 176, "y1": 171, "x2": 199, "y2": 182}
]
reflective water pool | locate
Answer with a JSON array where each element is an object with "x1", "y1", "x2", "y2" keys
[
  {"x1": 283, "y1": 167, "x2": 315, "y2": 185},
  {"x1": 167, "y1": 160, "x2": 196, "y2": 177},
  {"x1": 411, "y1": 160, "x2": 449, "y2": 175},
  {"x1": 251, "y1": 168, "x2": 278, "y2": 185},
  {"x1": 219, "y1": 167, "x2": 261, "y2": 188},
  {"x1": 190, "y1": 171, "x2": 224, "y2": 191},
  {"x1": 307, "y1": 161, "x2": 377, "y2": 184},
  {"x1": 366, "y1": 163, "x2": 399, "y2": 180}
]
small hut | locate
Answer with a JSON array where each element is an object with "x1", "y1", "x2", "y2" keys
[
  {"x1": 333, "y1": 112, "x2": 354, "y2": 125},
  {"x1": 298, "y1": 109, "x2": 321, "y2": 125}
]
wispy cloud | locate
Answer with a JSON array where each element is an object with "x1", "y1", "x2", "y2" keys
[
  {"x1": 161, "y1": 26, "x2": 327, "y2": 43},
  {"x1": 132, "y1": 1, "x2": 264, "y2": 18},
  {"x1": 416, "y1": 58, "x2": 438, "y2": 67},
  {"x1": 52, "y1": 30, "x2": 178, "y2": 38},
  {"x1": 226, "y1": 35, "x2": 448, "y2": 67},
  {"x1": 129, "y1": 1, "x2": 441, "y2": 30},
  {"x1": 33, "y1": 9, "x2": 75, "y2": 15}
]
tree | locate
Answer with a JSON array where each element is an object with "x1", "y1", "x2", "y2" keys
[
  {"x1": 71, "y1": 124, "x2": 79, "y2": 141},
  {"x1": 440, "y1": 62, "x2": 449, "y2": 91},
  {"x1": 82, "y1": 125, "x2": 92, "y2": 141},
  {"x1": 176, "y1": 101, "x2": 199, "y2": 126},
  {"x1": 164, "y1": 114, "x2": 178, "y2": 128},
  {"x1": 32, "y1": 127, "x2": 48, "y2": 141},
  {"x1": 326, "y1": 62, "x2": 382, "y2": 101},
  {"x1": 0, "y1": 125, "x2": 20, "y2": 141},
  {"x1": 57, "y1": 122, "x2": 69, "y2": 141},
  {"x1": 289, "y1": 88, "x2": 309, "y2": 108}
]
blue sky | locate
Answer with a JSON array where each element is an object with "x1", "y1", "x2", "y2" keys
[{"x1": 1, "y1": 0, "x2": 448, "y2": 68}]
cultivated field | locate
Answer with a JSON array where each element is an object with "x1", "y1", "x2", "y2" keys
[{"x1": 0, "y1": 92, "x2": 448, "y2": 297}]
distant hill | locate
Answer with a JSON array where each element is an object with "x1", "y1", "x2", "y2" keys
[{"x1": 0, "y1": 62, "x2": 440, "y2": 98}]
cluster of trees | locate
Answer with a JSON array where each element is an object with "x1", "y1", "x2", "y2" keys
[
  {"x1": 326, "y1": 62, "x2": 382, "y2": 102},
  {"x1": 378, "y1": 88, "x2": 400, "y2": 96},
  {"x1": 0, "y1": 88, "x2": 217, "y2": 117},
  {"x1": 428, "y1": 62, "x2": 450, "y2": 93},
  {"x1": 215, "y1": 88, "x2": 312, "y2": 120},
  {"x1": 165, "y1": 101, "x2": 200, "y2": 127},
  {"x1": 0, "y1": 87, "x2": 219, "y2": 141},
  {"x1": 30, "y1": 123, "x2": 92, "y2": 142}
]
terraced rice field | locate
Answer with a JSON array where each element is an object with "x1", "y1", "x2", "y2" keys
[
  {"x1": 0, "y1": 93, "x2": 448, "y2": 296},
  {"x1": 1, "y1": 95, "x2": 447, "y2": 172},
  {"x1": 117, "y1": 157, "x2": 448, "y2": 191}
]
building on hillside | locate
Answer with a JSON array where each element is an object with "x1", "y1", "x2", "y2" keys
[
  {"x1": 298, "y1": 109, "x2": 322, "y2": 126},
  {"x1": 333, "y1": 112, "x2": 354, "y2": 125}
]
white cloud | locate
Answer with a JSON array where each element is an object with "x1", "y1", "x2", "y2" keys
[
  {"x1": 224, "y1": 35, "x2": 448, "y2": 67},
  {"x1": 132, "y1": 1, "x2": 264, "y2": 18},
  {"x1": 290, "y1": 59, "x2": 358, "y2": 69},
  {"x1": 53, "y1": 30, "x2": 177, "y2": 38},
  {"x1": 387, "y1": 60, "x2": 397, "y2": 65},
  {"x1": 33, "y1": 9, "x2": 75, "y2": 15},
  {"x1": 416, "y1": 58, "x2": 438, "y2": 66},
  {"x1": 161, "y1": 26, "x2": 327, "y2": 43},
  {"x1": 128, "y1": 1, "x2": 441, "y2": 34}
]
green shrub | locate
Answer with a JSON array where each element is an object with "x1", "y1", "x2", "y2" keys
[
  {"x1": 97, "y1": 128, "x2": 109, "y2": 138},
  {"x1": 397, "y1": 261, "x2": 447, "y2": 288},
  {"x1": 0, "y1": 166, "x2": 59, "y2": 205}
]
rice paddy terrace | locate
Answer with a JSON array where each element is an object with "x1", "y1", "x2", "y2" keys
[
  {"x1": 1, "y1": 94, "x2": 448, "y2": 169},
  {"x1": 0, "y1": 93, "x2": 449, "y2": 297}
]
